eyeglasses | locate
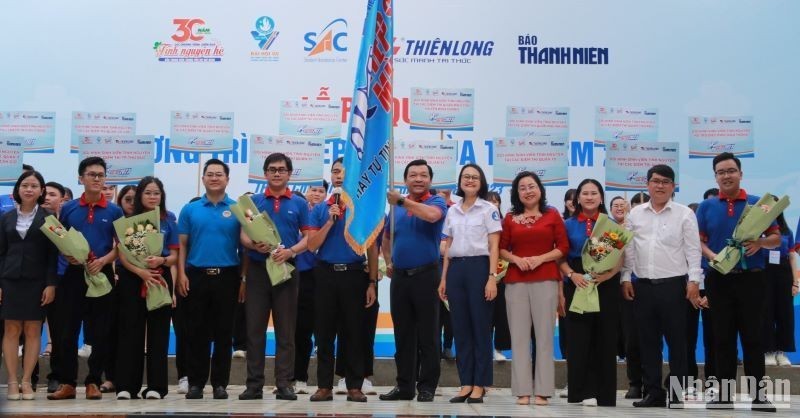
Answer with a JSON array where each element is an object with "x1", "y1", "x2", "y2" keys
[
  {"x1": 266, "y1": 167, "x2": 289, "y2": 174},
  {"x1": 648, "y1": 179, "x2": 673, "y2": 186},
  {"x1": 714, "y1": 168, "x2": 739, "y2": 177},
  {"x1": 461, "y1": 174, "x2": 480, "y2": 181},
  {"x1": 84, "y1": 172, "x2": 106, "y2": 180},
  {"x1": 517, "y1": 185, "x2": 539, "y2": 193}
]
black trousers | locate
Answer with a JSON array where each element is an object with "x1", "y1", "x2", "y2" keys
[
  {"x1": 566, "y1": 274, "x2": 621, "y2": 406},
  {"x1": 559, "y1": 279, "x2": 576, "y2": 360},
  {"x1": 763, "y1": 260, "x2": 796, "y2": 353},
  {"x1": 699, "y1": 289, "x2": 716, "y2": 380},
  {"x1": 335, "y1": 284, "x2": 379, "y2": 378},
  {"x1": 687, "y1": 288, "x2": 717, "y2": 383},
  {"x1": 294, "y1": 268, "x2": 316, "y2": 383},
  {"x1": 633, "y1": 277, "x2": 688, "y2": 399},
  {"x1": 621, "y1": 296, "x2": 643, "y2": 389},
  {"x1": 114, "y1": 268, "x2": 172, "y2": 398},
  {"x1": 314, "y1": 265, "x2": 367, "y2": 389},
  {"x1": 232, "y1": 302, "x2": 247, "y2": 352},
  {"x1": 51, "y1": 264, "x2": 115, "y2": 387},
  {"x1": 705, "y1": 269, "x2": 767, "y2": 397},
  {"x1": 46, "y1": 299, "x2": 61, "y2": 384},
  {"x1": 492, "y1": 282, "x2": 511, "y2": 351},
  {"x1": 390, "y1": 264, "x2": 440, "y2": 394},
  {"x1": 183, "y1": 266, "x2": 239, "y2": 389},
  {"x1": 173, "y1": 293, "x2": 189, "y2": 379}
]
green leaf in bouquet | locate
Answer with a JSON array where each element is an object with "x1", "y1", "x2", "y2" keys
[
  {"x1": 231, "y1": 195, "x2": 282, "y2": 247},
  {"x1": 40, "y1": 215, "x2": 91, "y2": 261},
  {"x1": 84, "y1": 271, "x2": 112, "y2": 298},
  {"x1": 113, "y1": 208, "x2": 164, "y2": 270},
  {"x1": 145, "y1": 281, "x2": 172, "y2": 311},
  {"x1": 569, "y1": 280, "x2": 600, "y2": 314},
  {"x1": 267, "y1": 259, "x2": 295, "y2": 286}
]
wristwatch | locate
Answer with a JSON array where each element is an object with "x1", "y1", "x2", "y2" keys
[
  {"x1": 396, "y1": 197, "x2": 405, "y2": 207},
  {"x1": 489, "y1": 272, "x2": 498, "y2": 278}
]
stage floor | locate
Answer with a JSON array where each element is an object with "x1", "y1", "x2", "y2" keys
[{"x1": 1, "y1": 385, "x2": 797, "y2": 417}]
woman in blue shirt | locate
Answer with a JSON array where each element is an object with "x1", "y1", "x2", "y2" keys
[{"x1": 762, "y1": 208, "x2": 797, "y2": 367}]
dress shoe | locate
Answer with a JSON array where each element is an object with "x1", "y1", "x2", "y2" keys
[
  {"x1": 47, "y1": 384, "x2": 76, "y2": 400},
  {"x1": 213, "y1": 386, "x2": 228, "y2": 400},
  {"x1": 706, "y1": 399, "x2": 733, "y2": 409},
  {"x1": 47, "y1": 379, "x2": 60, "y2": 394},
  {"x1": 752, "y1": 399, "x2": 777, "y2": 413},
  {"x1": 185, "y1": 386, "x2": 204, "y2": 399},
  {"x1": 379, "y1": 387, "x2": 415, "y2": 401},
  {"x1": 441, "y1": 348, "x2": 455, "y2": 360},
  {"x1": 275, "y1": 386, "x2": 297, "y2": 400},
  {"x1": 417, "y1": 390, "x2": 435, "y2": 402},
  {"x1": 633, "y1": 394, "x2": 666, "y2": 407},
  {"x1": 7, "y1": 382, "x2": 20, "y2": 401},
  {"x1": 624, "y1": 386, "x2": 642, "y2": 399},
  {"x1": 449, "y1": 391, "x2": 472, "y2": 403},
  {"x1": 310, "y1": 388, "x2": 333, "y2": 402},
  {"x1": 347, "y1": 388, "x2": 368, "y2": 402},
  {"x1": 238, "y1": 387, "x2": 263, "y2": 400},
  {"x1": 99, "y1": 381, "x2": 115, "y2": 393},
  {"x1": 85, "y1": 383, "x2": 102, "y2": 400},
  {"x1": 466, "y1": 394, "x2": 485, "y2": 404}
]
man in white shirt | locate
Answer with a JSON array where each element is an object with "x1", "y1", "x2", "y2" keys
[{"x1": 622, "y1": 164, "x2": 702, "y2": 408}]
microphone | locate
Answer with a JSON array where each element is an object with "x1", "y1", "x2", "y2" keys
[{"x1": 332, "y1": 187, "x2": 342, "y2": 221}]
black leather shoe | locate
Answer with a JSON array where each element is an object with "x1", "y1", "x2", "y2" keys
[
  {"x1": 185, "y1": 386, "x2": 203, "y2": 399},
  {"x1": 213, "y1": 386, "x2": 228, "y2": 400},
  {"x1": 417, "y1": 391, "x2": 435, "y2": 402},
  {"x1": 752, "y1": 399, "x2": 777, "y2": 413},
  {"x1": 238, "y1": 387, "x2": 263, "y2": 400},
  {"x1": 275, "y1": 386, "x2": 297, "y2": 401},
  {"x1": 633, "y1": 394, "x2": 666, "y2": 407},
  {"x1": 449, "y1": 391, "x2": 471, "y2": 403},
  {"x1": 47, "y1": 380, "x2": 60, "y2": 394},
  {"x1": 624, "y1": 386, "x2": 642, "y2": 399},
  {"x1": 379, "y1": 387, "x2": 414, "y2": 401}
]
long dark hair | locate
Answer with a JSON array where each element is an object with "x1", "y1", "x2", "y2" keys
[
  {"x1": 116, "y1": 185, "x2": 136, "y2": 207},
  {"x1": 562, "y1": 188, "x2": 576, "y2": 218},
  {"x1": 572, "y1": 178, "x2": 607, "y2": 217},
  {"x1": 454, "y1": 163, "x2": 489, "y2": 200},
  {"x1": 487, "y1": 191, "x2": 502, "y2": 217},
  {"x1": 133, "y1": 176, "x2": 168, "y2": 218},
  {"x1": 509, "y1": 171, "x2": 547, "y2": 215}
]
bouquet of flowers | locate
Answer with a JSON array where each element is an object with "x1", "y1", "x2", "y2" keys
[
  {"x1": 231, "y1": 194, "x2": 294, "y2": 286},
  {"x1": 40, "y1": 216, "x2": 112, "y2": 298},
  {"x1": 113, "y1": 208, "x2": 171, "y2": 311},
  {"x1": 570, "y1": 213, "x2": 633, "y2": 314},
  {"x1": 495, "y1": 259, "x2": 509, "y2": 282},
  {"x1": 710, "y1": 193, "x2": 790, "y2": 275}
]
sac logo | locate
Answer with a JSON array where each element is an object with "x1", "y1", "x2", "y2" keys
[{"x1": 304, "y1": 19, "x2": 348, "y2": 62}]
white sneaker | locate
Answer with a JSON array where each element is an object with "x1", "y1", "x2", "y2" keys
[
  {"x1": 18, "y1": 345, "x2": 23, "y2": 357},
  {"x1": 776, "y1": 351, "x2": 792, "y2": 366},
  {"x1": 294, "y1": 381, "x2": 309, "y2": 394},
  {"x1": 78, "y1": 344, "x2": 92, "y2": 358},
  {"x1": 144, "y1": 390, "x2": 160, "y2": 399},
  {"x1": 558, "y1": 385, "x2": 568, "y2": 398},
  {"x1": 493, "y1": 349, "x2": 507, "y2": 362},
  {"x1": 177, "y1": 377, "x2": 189, "y2": 394},
  {"x1": 582, "y1": 398, "x2": 597, "y2": 406},
  {"x1": 232, "y1": 350, "x2": 246, "y2": 359},
  {"x1": 362, "y1": 377, "x2": 377, "y2": 395},
  {"x1": 765, "y1": 352, "x2": 778, "y2": 366},
  {"x1": 335, "y1": 377, "x2": 347, "y2": 394},
  {"x1": 116, "y1": 391, "x2": 131, "y2": 400}
]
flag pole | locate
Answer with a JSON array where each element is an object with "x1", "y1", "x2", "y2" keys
[{"x1": 388, "y1": 24, "x2": 396, "y2": 254}]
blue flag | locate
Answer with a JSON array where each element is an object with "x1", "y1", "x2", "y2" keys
[{"x1": 342, "y1": 0, "x2": 394, "y2": 254}]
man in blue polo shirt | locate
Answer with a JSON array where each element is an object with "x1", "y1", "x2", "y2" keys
[
  {"x1": 176, "y1": 159, "x2": 242, "y2": 400},
  {"x1": 696, "y1": 152, "x2": 780, "y2": 411},
  {"x1": 305, "y1": 157, "x2": 377, "y2": 402},
  {"x1": 48, "y1": 157, "x2": 123, "y2": 401},
  {"x1": 238, "y1": 153, "x2": 311, "y2": 401},
  {"x1": 379, "y1": 159, "x2": 447, "y2": 403}
]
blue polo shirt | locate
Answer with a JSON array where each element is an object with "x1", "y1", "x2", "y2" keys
[
  {"x1": 696, "y1": 189, "x2": 779, "y2": 271},
  {"x1": 247, "y1": 189, "x2": 311, "y2": 263},
  {"x1": 385, "y1": 193, "x2": 447, "y2": 269},
  {"x1": 309, "y1": 197, "x2": 365, "y2": 264},
  {"x1": 60, "y1": 194, "x2": 123, "y2": 259},
  {"x1": 160, "y1": 215, "x2": 180, "y2": 256},
  {"x1": 0, "y1": 194, "x2": 15, "y2": 214},
  {"x1": 178, "y1": 194, "x2": 240, "y2": 268}
]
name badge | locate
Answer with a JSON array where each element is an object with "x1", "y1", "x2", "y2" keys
[{"x1": 768, "y1": 250, "x2": 780, "y2": 265}]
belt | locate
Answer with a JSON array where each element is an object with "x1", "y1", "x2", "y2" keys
[
  {"x1": 728, "y1": 267, "x2": 763, "y2": 274},
  {"x1": 636, "y1": 275, "x2": 686, "y2": 285},
  {"x1": 189, "y1": 266, "x2": 237, "y2": 276},
  {"x1": 395, "y1": 262, "x2": 438, "y2": 277},
  {"x1": 318, "y1": 262, "x2": 365, "y2": 272}
]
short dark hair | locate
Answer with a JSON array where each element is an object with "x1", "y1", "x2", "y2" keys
[
  {"x1": 292, "y1": 190, "x2": 306, "y2": 200},
  {"x1": 630, "y1": 192, "x2": 650, "y2": 205},
  {"x1": 45, "y1": 181, "x2": 65, "y2": 197},
  {"x1": 63, "y1": 187, "x2": 73, "y2": 200},
  {"x1": 573, "y1": 179, "x2": 607, "y2": 217},
  {"x1": 116, "y1": 185, "x2": 136, "y2": 207},
  {"x1": 203, "y1": 158, "x2": 229, "y2": 176},
  {"x1": 333, "y1": 157, "x2": 344, "y2": 166},
  {"x1": 455, "y1": 163, "x2": 489, "y2": 200},
  {"x1": 509, "y1": 171, "x2": 547, "y2": 215},
  {"x1": 688, "y1": 202, "x2": 699, "y2": 212},
  {"x1": 703, "y1": 188, "x2": 719, "y2": 200},
  {"x1": 13, "y1": 170, "x2": 46, "y2": 205},
  {"x1": 263, "y1": 153, "x2": 293, "y2": 173},
  {"x1": 647, "y1": 164, "x2": 675, "y2": 182},
  {"x1": 78, "y1": 156, "x2": 107, "y2": 176},
  {"x1": 133, "y1": 177, "x2": 168, "y2": 218},
  {"x1": 22, "y1": 164, "x2": 34, "y2": 172},
  {"x1": 403, "y1": 159, "x2": 433, "y2": 180},
  {"x1": 610, "y1": 196, "x2": 626, "y2": 207},
  {"x1": 712, "y1": 152, "x2": 741, "y2": 171}
]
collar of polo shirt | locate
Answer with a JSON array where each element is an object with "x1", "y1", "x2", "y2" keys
[
  {"x1": 407, "y1": 191, "x2": 432, "y2": 203},
  {"x1": 576, "y1": 211, "x2": 599, "y2": 222},
  {"x1": 718, "y1": 188, "x2": 747, "y2": 202},
  {"x1": 264, "y1": 188, "x2": 293, "y2": 199},
  {"x1": 78, "y1": 192, "x2": 108, "y2": 208}
]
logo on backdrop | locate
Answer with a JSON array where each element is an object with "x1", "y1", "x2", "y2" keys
[
  {"x1": 250, "y1": 16, "x2": 280, "y2": 62},
  {"x1": 304, "y1": 19, "x2": 348, "y2": 63},
  {"x1": 153, "y1": 18, "x2": 224, "y2": 62},
  {"x1": 517, "y1": 34, "x2": 609, "y2": 65},
  {"x1": 394, "y1": 37, "x2": 494, "y2": 64}
]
